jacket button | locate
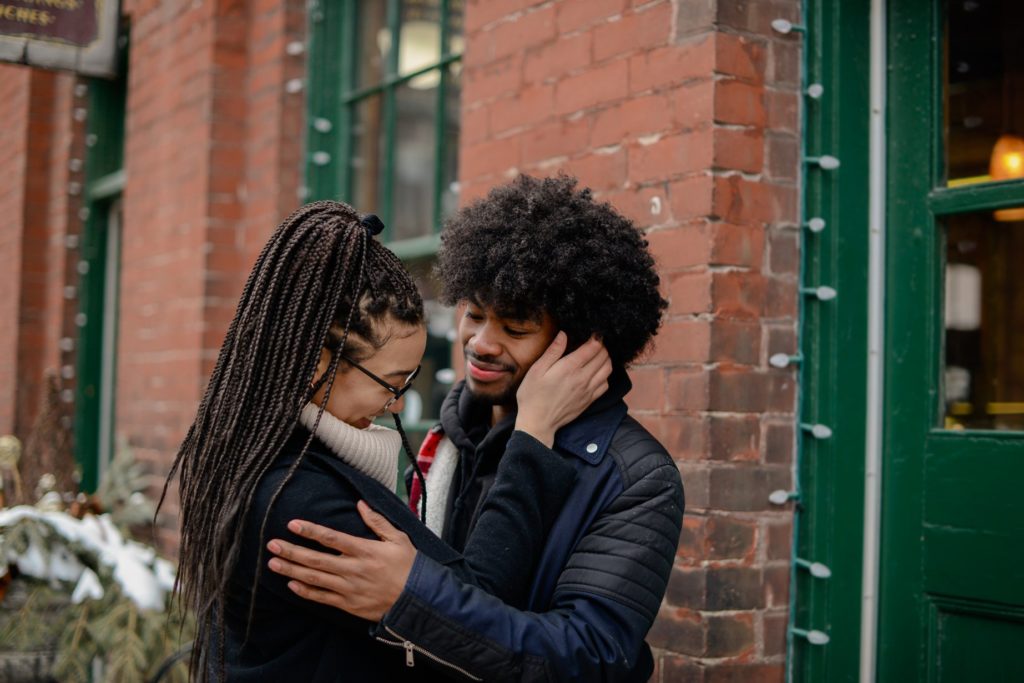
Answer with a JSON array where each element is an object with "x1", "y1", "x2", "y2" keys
[{"x1": 586, "y1": 443, "x2": 598, "y2": 454}]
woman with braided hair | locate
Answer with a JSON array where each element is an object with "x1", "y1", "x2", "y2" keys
[{"x1": 159, "y1": 200, "x2": 611, "y2": 681}]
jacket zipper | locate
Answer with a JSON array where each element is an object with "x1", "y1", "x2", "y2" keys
[{"x1": 376, "y1": 625, "x2": 483, "y2": 681}]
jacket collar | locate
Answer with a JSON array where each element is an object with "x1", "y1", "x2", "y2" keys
[
  {"x1": 554, "y1": 367, "x2": 630, "y2": 465},
  {"x1": 441, "y1": 367, "x2": 632, "y2": 466}
]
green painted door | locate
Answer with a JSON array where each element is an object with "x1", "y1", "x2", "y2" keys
[{"x1": 879, "y1": 0, "x2": 1024, "y2": 680}]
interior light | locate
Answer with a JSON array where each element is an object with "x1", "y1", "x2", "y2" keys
[{"x1": 989, "y1": 134, "x2": 1024, "y2": 221}]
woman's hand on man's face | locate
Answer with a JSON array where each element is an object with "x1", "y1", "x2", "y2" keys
[{"x1": 266, "y1": 500, "x2": 416, "y2": 622}]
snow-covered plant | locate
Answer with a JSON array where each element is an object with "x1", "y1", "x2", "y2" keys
[{"x1": 0, "y1": 444, "x2": 193, "y2": 682}]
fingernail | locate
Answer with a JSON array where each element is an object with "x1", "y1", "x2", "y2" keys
[
  {"x1": 288, "y1": 520, "x2": 303, "y2": 533},
  {"x1": 288, "y1": 581, "x2": 300, "y2": 592},
  {"x1": 267, "y1": 540, "x2": 281, "y2": 553},
  {"x1": 268, "y1": 558, "x2": 280, "y2": 571}
]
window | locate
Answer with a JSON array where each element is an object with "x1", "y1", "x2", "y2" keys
[{"x1": 306, "y1": 0, "x2": 465, "y2": 441}]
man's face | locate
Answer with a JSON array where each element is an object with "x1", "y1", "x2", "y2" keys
[{"x1": 458, "y1": 299, "x2": 557, "y2": 407}]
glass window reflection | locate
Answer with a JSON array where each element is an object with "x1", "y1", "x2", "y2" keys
[
  {"x1": 944, "y1": 0, "x2": 1024, "y2": 186},
  {"x1": 943, "y1": 207, "x2": 1024, "y2": 430}
]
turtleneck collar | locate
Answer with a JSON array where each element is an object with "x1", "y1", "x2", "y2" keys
[{"x1": 297, "y1": 403, "x2": 401, "y2": 491}]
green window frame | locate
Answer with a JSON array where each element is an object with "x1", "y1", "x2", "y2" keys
[
  {"x1": 305, "y1": 1, "x2": 465, "y2": 440},
  {"x1": 305, "y1": 0, "x2": 463, "y2": 259},
  {"x1": 75, "y1": 36, "x2": 128, "y2": 492}
]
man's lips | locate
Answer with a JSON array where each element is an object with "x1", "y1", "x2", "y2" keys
[{"x1": 467, "y1": 359, "x2": 511, "y2": 382}]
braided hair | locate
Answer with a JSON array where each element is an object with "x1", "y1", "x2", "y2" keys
[{"x1": 158, "y1": 200, "x2": 426, "y2": 681}]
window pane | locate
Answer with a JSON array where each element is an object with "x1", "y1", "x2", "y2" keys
[
  {"x1": 391, "y1": 80, "x2": 438, "y2": 241},
  {"x1": 944, "y1": 0, "x2": 1024, "y2": 186},
  {"x1": 355, "y1": 1, "x2": 389, "y2": 89},
  {"x1": 350, "y1": 93, "x2": 384, "y2": 212},
  {"x1": 398, "y1": 0, "x2": 442, "y2": 83},
  {"x1": 943, "y1": 206, "x2": 1024, "y2": 430}
]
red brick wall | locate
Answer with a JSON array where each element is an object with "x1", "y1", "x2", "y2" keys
[
  {"x1": 459, "y1": 1, "x2": 801, "y2": 680},
  {"x1": 0, "y1": 67, "x2": 80, "y2": 443},
  {"x1": 116, "y1": 0, "x2": 306, "y2": 545}
]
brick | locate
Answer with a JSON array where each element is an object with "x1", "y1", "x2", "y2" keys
[
  {"x1": 764, "y1": 565, "x2": 791, "y2": 608},
  {"x1": 712, "y1": 272, "x2": 766, "y2": 319},
  {"x1": 768, "y1": 227, "x2": 799, "y2": 275},
  {"x1": 678, "y1": 462, "x2": 709, "y2": 509},
  {"x1": 665, "y1": 367, "x2": 708, "y2": 411},
  {"x1": 461, "y1": 105, "x2": 489, "y2": 144},
  {"x1": 635, "y1": 413, "x2": 708, "y2": 461},
  {"x1": 677, "y1": 513, "x2": 706, "y2": 563},
  {"x1": 489, "y1": 5, "x2": 557, "y2": 62},
  {"x1": 667, "y1": 174, "x2": 714, "y2": 222},
  {"x1": 460, "y1": 136, "x2": 521, "y2": 180},
  {"x1": 705, "y1": 664, "x2": 785, "y2": 683},
  {"x1": 709, "y1": 414, "x2": 760, "y2": 462},
  {"x1": 766, "y1": 132, "x2": 799, "y2": 181},
  {"x1": 766, "y1": 325, "x2": 796, "y2": 358},
  {"x1": 489, "y1": 83, "x2": 555, "y2": 133},
  {"x1": 708, "y1": 465, "x2": 791, "y2": 512},
  {"x1": 714, "y1": 126, "x2": 764, "y2": 174},
  {"x1": 600, "y1": 185, "x2": 671, "y2": 229},
  {"x1": 706, "y1": 566, "x2": 763, "y2": 610},
  {"x1": 628, "y1": 36, "x2": 715, "y2": 93},
  {"x1": 705, "y1": 612, "x2": 755, "y2": 657},
  {"x1": 625, "y1": 365, "x2": 665, "y2": 412},
  {"x1": 764, "y1": 611, "x2": 789, "y2": 656},
  {"x1": 709, "y1": 367, "x2": 795, "y2": 413},
  {"x1": 521, "y1": 116, "x2": 590, "y2": 165},
  {"x1": 766, "y1": 519, "x2": 793, "y2": 561},
  {"x1": 715, "y1": 32, "x2": 767, "y2": 83},
  {"x1": 660, "y1": 654, "x2": 705, "y2": 683},
  {"x1": 717, "y1": 0, "x2": 798, "y2": 36},
  {"x1": 764, "y1": 422, "x2": 794, "y2": 464},
  {"x1": 556, "y1": 0, "x2": 629, "y2": 33},
  {"x1": 666, "y1": 566, "x2": 706, "y2": 608},
  {"x1": 465, "y1": 0, "x2": 529, "y2": 32},
  {"x1": 764, "y1": 277, "x2": 797, "y2": 318},
  {"x1": 593, "y1": 2, "x2": 672, "y2": 61},
  {"x1": 712, "y1": 175, "x2": 775, "y2": 225},
  {"x1": 715, "y1": 80, "x2": 767, "y2": 127},
  {"x1": 590, "y1": 93, "x2": 674, "y2": 148},
  {"x1": 675, "y1": 0, "x2": 716, "y2": 37},
  {"x1": 672, "y1": 79, "x2": 715, "y2": 131},
  {"x1": 710, "y1": 319, "x2": 761, "y2": 365},
  {"x1": 630, "y1": 131, "x2": 713, "y2": 183},
  {"x1": 768, "y1": 39, "x2": 801, "y2": 87},
  {"x1": 647, "y1": 607, "x2": 705, "y2": 655},
  {"x1": 463, "y1": 54, "x2": 524, "y2": 105},
  {"x1": 710, "y1": 222, "x2": 765, "y2": 268},
  {"x1": 705, "y1": 514, "x2": 757, "y2": 560},
  {"x1": 667, "y1": 270, "x2": 712, "y2": 315},
  {"x1": 523, "y1": 32, "x2": 592, "y2": 83},
  {"x1": 562, "y1": 147, "x2": 628, "y2": 191},
  {"x1": 555, "y1": 57, "x2": 629, "y2": 114},
  {"x1": 657, "y1": 319, "x2": 710, "y2": 363},
  {"x1": 766, "y1": 89, "x2": 799, "y2": 134}
]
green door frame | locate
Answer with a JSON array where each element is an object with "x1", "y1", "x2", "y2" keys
[
  {"x1": 74, "y1": 41, "x2": 127, "y2": 492},
  {"x1": 791, "y1": 0, "x2": 872, "y2": 681}
]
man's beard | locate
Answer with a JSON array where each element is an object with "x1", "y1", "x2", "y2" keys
[
  {"x1": 463, "y1": 350, "x2": 522, "y2": 407},
  {"x1": 465, "y1": 378, "x2": 521, "y2": 408}
]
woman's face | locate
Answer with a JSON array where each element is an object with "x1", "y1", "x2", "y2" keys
[{"x1": 310, "y1": 320, "x2": 427, "y2": 429}]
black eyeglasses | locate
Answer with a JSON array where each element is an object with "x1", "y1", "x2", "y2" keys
[{"x1": 341, "y1": 354, "x2": 420, "y2": 411}]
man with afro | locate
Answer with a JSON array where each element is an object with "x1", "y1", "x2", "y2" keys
[{"x1": 268, "y1": 174, "x2": 685, "y2": 681}]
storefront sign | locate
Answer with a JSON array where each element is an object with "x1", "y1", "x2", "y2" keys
[{"x1": 0, "y1": 1, "x2": 119, "y2": 78}]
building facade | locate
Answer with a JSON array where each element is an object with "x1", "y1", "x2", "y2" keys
[{"x1": 0, "y1": 0, "x2": 1021, "y2": 681}]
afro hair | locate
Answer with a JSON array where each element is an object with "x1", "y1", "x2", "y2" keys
[{"x1": 436, "y1": 174, "x2": 667, "y2": 366}]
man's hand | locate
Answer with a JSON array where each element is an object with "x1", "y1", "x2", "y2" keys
[
  {"x1": 514, "y1": 333, "x2": 613, "y2": 447},
  {"x1": 266, "y1": 500, "x2": 416, "y2": 621}
]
